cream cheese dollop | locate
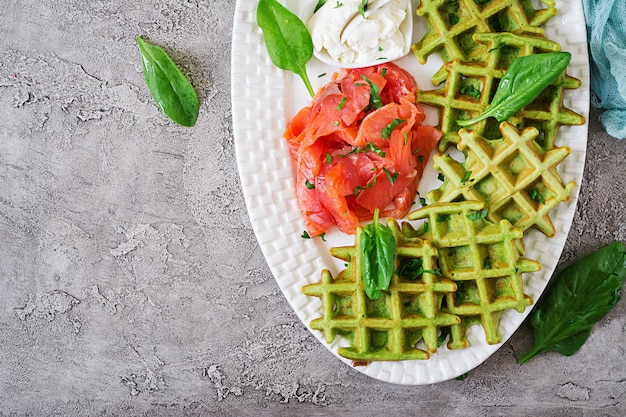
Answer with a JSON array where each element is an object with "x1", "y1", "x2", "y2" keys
[{"x1": 307, "y1": 0, "x2": 411, "y2": 66}]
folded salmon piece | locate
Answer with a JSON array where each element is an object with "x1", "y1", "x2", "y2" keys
[{"x1": 284, "y1": 62, "x2": 441, "y2": 236}]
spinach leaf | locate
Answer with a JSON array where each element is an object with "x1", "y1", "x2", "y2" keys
[
  {"x1": 457, "y1": 52, "x2": 571, "y2": 127},
  {"x1": 360, "y1": 210, "x2": 397, "y2": 300},
  {"x1": 519, "y1": 241, "x2": 626, "y2": 364},
  {"x1": 136, "y1": 36, "x2": 199, "y2": 127},
  {"x1": 257, "y1": 0, "x2": 315, "y2": 97}
]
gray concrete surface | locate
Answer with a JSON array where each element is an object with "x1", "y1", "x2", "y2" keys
[{"x1": 0, "y1": 1, "x2": 625, "y2": 416}]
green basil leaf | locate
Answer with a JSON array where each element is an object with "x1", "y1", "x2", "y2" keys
[
  {"x1": 519, "y1": 241, "x2": 626, "y2": 364},
  {"x1": 136, "y1": 36, "x2": 199, "y2": 127},
  {"x1": 457, "y1": 52, "x2": 571, "y2": 127},
  {"x1": 257, "y1": 0, "x2": 315, "y2": 97},
  {"x1": 361, "y1": 210, "x2": 397, "y2": 300}
]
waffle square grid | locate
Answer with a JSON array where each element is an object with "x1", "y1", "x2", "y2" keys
[
  {"x1": 406, "y1": 200, "x2": 540, "y2": 348},
  {"x1": 412, "y1": 0, "x2": 557, "y2": 80},
  {"x1": 427, "y1": 122, "x2": 576, "y2": 237},
  {"x1": 302, "y1": 219, "x2": 460, "y2": 362},
  {"x1": 417, "y1": 32, "x2": 585, "y2": 152}
]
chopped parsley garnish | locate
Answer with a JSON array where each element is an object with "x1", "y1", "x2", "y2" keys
[
  {"x1": 397, "y1": 258, "x2": 424, "y2": 280},
  {"x1": 305, "y1": 179, "x2": 315, "y2": 189},
  {"x1": 318, "y1": 72, "x2": 327, "y2": 78},
  {"x1": 301, "y1": 230, "x2": 325, "y2": 240},
  {"x1": 325, "y1": 153, "x2": 333, "y2": 164},
  {"x1": 382, "y1": 167, "x2": 398, "y2": 184},
  {"x1": 343, "y1": 146, "x2": 362, "y2": 156},
  {"x1": 403, "y1": 131, "x2": 408, "y2": 145},
  {"x1": 418, "y1": 155, "x2": 424, "y2": 162},
  {"x1": 437, "y1": 213, "x2": 451, "y2": 222},
  {"x1": 334, "y1": 1, "x2": 343, "y2": 8},
  {"x1": 340, "y1": 142, "x2": 385, "y2": 158},
  {"x1": 332, "y1": 120, "x2": 339, "y2": 126},
  {"x1": 530, "y1": 187, "x2": 546, "y2": 204},
  {"x1": 382, "y1": 67, "x2": 388, "y2": 76},
  {"x1": 351, "y1": 175, "x2": 377, "y2": 196},
  {"x1": 361, "y1": 75, "x2": 383, "y2": 111},
  {"x1": 438, "y1": 173, "x2": 446, "y2": 182},
  {"x1": 336, "y1": 96, "x2": 348, "y2": 111},
  {"x1": 365, "y1": 141, "x2": 386, "y2": 157},
  {"x1": 460, "y1": 171, "x2": 472, "y2": 184},
  {"x1": 447, "y1": 0, "x2": 460, "y2": 25},
  {"x1": 416, "y1": 221, "x2": 429, "y2": 235},
  {"x1": 358, "y1": 0, "x2": 368, "y2": 17},
  {"x1": 381, "y1": 118, "x2": 406, "y2": 139},
  {"x1": 461, "y1": 84, "x2": 482, "y2": 99},
  {"x1": 467, "y1": 209, "x2": 489, "y2": 221},
  {"x1": 398, "y1": 258, "x2": 442, "y2": 280}
]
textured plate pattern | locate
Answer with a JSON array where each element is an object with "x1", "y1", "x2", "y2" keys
[{"x1": 231, "y1": 0, "x2": 589, "y2": 385}]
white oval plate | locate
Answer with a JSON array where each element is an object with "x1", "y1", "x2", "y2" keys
[{"x1": 231, "y1": 0, "x2": 590, "y2": 384}]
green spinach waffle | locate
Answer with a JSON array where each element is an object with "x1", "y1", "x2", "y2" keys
[
  {"x1": 303, "y1": 201, "x2": 540, "y2": 360},
  {"x1": 406, "y1": 200, "x2": 541, "y2": 348},
  {"x1": 412, "y1": 0, "x2": 557, "y2": 85},
  {"x1": 417, "y1": 32, "x2": 585, "y2": 152},
  {"x1": 302, "y1": 218, "x2": 460, "y2": 361},
  {"x1": 427, "y1": 122, "x2": 575, "y2": 237}
]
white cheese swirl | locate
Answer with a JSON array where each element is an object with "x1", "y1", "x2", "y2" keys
[{"x1": 307, "y1": 0, "x2": 410, "y2": 66}]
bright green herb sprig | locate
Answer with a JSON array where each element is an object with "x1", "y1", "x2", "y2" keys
[
  {"x1": 359, "y1": 0, "x2": 369, "y2": 18},
  {"x1": 360, "y1": 209, "x2": 397, "y2": 300},
  {"x1": 467, "y1": 209, "x2": 488, "y2": 221},
  {"x1": 257, "y1": 0, "x2": 315, "y2": 97},
  {"x1": 519, "y1": 241, "x2": 626, "y2": 364},
  {"x1": 314, "y1": 0, "x2": 327, "y2": 12},
  {"x1": 457, "y1": 52, "x2": 571, "y2": 127},
  {"x1": 530, "y1": 188, "x2": 546, "y2": 204},
  {"x1": 461, "y1": 84, "x2": 481, "y2": 99},
  {"x1": 136, "y1": 36, "x2": 199, "y2": 127},
  {"x1": 361, "y1": 75, "x2": 383, "y2": 111},
  {"x1": 382, "y1": 167, "x2": 398, "y2": 184},
  {"x1": 381, "y1": 118, "x2": 406, "y2": 139}
]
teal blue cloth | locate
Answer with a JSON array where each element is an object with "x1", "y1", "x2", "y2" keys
[{"x1": 582, "y1": 0, "x2": 626, "y2": 139}]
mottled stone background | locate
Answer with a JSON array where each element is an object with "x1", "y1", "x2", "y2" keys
[{"x1": 0, "y1": 1, "x2": 625, "y2": 416}]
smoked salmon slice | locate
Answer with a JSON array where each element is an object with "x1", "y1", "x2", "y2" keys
[{"x1": 284, "y1": 63, "x2": 441, "y2": 236}]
